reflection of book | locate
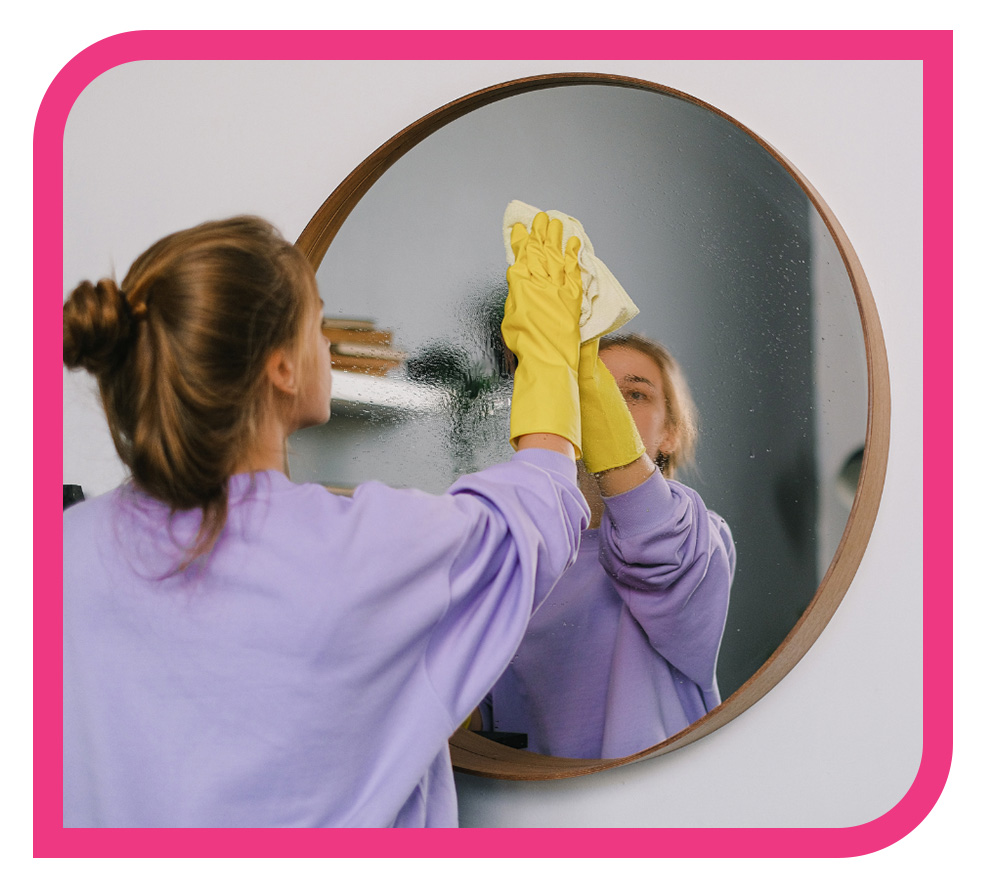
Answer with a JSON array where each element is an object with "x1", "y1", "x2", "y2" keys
[
  {"x1": 324, "y1": 317, "x2": 405, "y2": 376},
  {"x1": 323, "y1": 316, "x2": 375, "y2": 331},
  {"x1": 323, "y1": 326, "x2": 392, "y2": 346},
  {"x1": 330, "y1": 354, "x2": 401, "y2": 376},
  {"x1": 331, "y1": 343, "x2": 407, "y2": 362}
]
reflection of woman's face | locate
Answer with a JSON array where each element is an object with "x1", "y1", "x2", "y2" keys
[{"x1": 599, "y1": 345, "x2": 677, "y2": 464}]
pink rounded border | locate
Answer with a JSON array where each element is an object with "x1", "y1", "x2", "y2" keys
[{"x1": 36, "y1": 29, "x2": 952, "y2": 858}]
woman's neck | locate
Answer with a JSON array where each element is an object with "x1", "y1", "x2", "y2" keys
[{"x1": 231, "y1": 413, "x2": 291, "y2": 476}]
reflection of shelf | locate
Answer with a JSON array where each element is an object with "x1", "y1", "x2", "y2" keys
[
  {"x1": 324, "y1": 316, "x2": 405, "y2": 375},
  {"x1": 330, "y1": 370, "x2": 444, "y2": 416}
]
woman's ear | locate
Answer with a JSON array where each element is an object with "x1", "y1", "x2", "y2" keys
[{"x1": 265, "y1": 347, "x2": 298, "y2": 396}]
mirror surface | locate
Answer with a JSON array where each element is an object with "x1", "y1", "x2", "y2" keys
[{"x1": 289, "y1": 81, "x2": 869, "y2": 755}]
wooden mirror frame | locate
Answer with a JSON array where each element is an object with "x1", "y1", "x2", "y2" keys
[{"x1": 295, "y1": 72, "x2": 891, "y2": 781}]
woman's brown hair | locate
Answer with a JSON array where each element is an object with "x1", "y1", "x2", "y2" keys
[
  {"x1": 599, "y1": 332, "x2": 699, "y2": 478},
  {"x1": 63, "y1": 216, "x2": 318, "y2": 566}
]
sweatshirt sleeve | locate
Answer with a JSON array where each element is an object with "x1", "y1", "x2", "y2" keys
[
  {"x1": 598, "y1": 470, "x2": 734, "y2": 692},
  {"x1": 422, "y1": 449, "x2": 589, "y2": 722}
]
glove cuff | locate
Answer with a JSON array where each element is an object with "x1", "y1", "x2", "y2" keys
[
  {"x1": 579, "y1": 365, "x2": 646, "y2": 474},
  {"x1": 580, "y1": 411, "x2": 646, "y2": 474},
  {"x1": 509, "y1": 362, "x2": 582, "y2": 457}
]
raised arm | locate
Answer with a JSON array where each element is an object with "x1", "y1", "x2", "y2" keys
[
  {"x1": 503, "y1": 211, "x2": 583, "y2": 463},
  {"x1": 578, "y1": 338, "x2": 732, "y2": 692},
  {"x1": 599, "y1": 475, "x2": 734, "y2": 694}
]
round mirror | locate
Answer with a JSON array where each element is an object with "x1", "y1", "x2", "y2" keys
[{"x1": 290, "y1": 73, "x2": 890, "y2": 779}]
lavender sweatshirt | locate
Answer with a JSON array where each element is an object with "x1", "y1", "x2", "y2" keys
[
  {"x1": 62, "y1": 450, "x2": 587, "y2": 828},
  {"x1": 483, "y1": 471, "x2": 734, "y2": 759}
]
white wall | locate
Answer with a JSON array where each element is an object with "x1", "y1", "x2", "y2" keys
[{"x1": 62, "y1": 59, "x2": 922, "y2": 829}]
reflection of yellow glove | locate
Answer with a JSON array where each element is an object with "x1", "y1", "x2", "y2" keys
[
  {"x1": 502, "y1": 212, "x2": 583, "y2": 454},
  {"x1": 578, "y1": 337, "x2": 646, "y2": 474}
]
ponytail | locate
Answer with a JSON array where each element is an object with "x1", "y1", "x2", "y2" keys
[{"x1": 63, "y1": 216, "x2": 317, "y2": 567}]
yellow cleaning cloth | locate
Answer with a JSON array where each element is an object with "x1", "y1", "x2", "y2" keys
[{"x1": 503, "y1": 199, "x2": 639, "y2": 342}]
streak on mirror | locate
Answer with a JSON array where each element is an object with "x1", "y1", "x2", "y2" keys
[{"x1": 290, "y1": 74, "x2": 890, "y2": 779}]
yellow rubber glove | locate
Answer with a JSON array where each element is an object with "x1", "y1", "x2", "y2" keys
[
  {"x1": 578, "y1": 337, "x2": 646, "y2": 474},
  {"x1": 502, "y1": 212, "x2": 583, "y2": 454}
]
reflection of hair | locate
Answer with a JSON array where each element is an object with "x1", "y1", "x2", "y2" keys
[
  {"x1": 63, "y1": 216, "x2": 317, "y2": 565},
  {"x1": 599, "y1": 332, "x2": 699, "y2": 478}
]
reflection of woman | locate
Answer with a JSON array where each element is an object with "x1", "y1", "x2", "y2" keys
[
  {"x1": 482, "y1": 333, "x2": 735, "y2": 759},
  {"x1": 62, "y1": 214, "x2": 588, "y2": 827}
]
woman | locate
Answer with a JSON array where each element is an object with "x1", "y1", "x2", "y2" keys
[
  {"x1": 62, "y1": 213, "x2": 588, "y2": 827},
  {"x1": 481, "y1": 332, "x2": 735, "y2": 759}
]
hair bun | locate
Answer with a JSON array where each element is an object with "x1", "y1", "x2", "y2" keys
[{"x1": 63, "y1": 277, "x2": 134, "y2": 375}]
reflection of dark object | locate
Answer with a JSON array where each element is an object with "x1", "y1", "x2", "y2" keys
[
  {"x1": 773, "y1": 448, "x2": 817, "y2": 556},
  {"x1": 64, "y1": 484, "x2": 85, "y2": 510},
  {"x1": 407, "y1": 342, "x2": 484, "y2": 400},
  {"x1": 407, "y1": 339, "x2": 506, "y2": 477},
  {"x1": 407, "y1": 285, "x2": 514, "y2": 477},
  {"x1": 837, "y1": 446, "x2": 865, "y2": 504},
  {"x1": 407, "y1": 283, "x2": 512, "y2": 396},
  {"x1": 473, "y1": 730, "x2": 528, "y2": 749},
  {"x1": 471, "y1": 282, "x2": 514, "y2": 377}
]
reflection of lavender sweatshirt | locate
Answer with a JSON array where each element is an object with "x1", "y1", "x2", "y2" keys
[
  {"x1": 484, "y1": 471, "x2": 734, "y2": 759},
  {"x1": 63, "y1": 450, "x2": 587, "y2": 828}
]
